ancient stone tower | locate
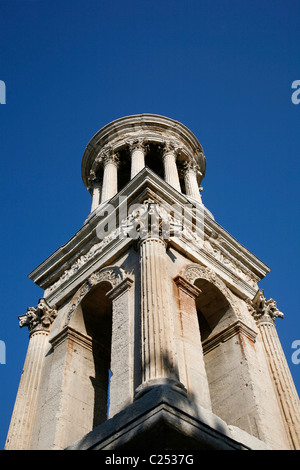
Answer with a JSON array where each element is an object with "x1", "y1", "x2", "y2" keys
[{"x1": 5, "y1": 114, "x2": 300, "y2": 450}]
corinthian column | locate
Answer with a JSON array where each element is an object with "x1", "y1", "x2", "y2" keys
[
  {"x1": 88, "y1": 171, "x2": 102, "y2": 212},
  {"x1": 162, "y1": 141, "x2": 181, "y2": 192},
  {"x1": 252, "y1": 291, "x2": 300, "y2": 450},
  {"x1": 182, "y1": 160, "x2": 202, "y2": 202},
  {"x1": 137, "y1": 236, "x2": 180, "y2": 397},
  {"x1": 101, "y1": 149, "x2": 119, "y2": 203},
  {"x1": 129, "y1": 139, "x2": 146, "y2": 179},
  {"x1": 5, "y1": 299, "x2": 57, "y2": 450}
]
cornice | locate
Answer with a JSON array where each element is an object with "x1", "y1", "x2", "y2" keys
[{"x1": 81, "y1": 114, "x2": 205, "y2": 188}]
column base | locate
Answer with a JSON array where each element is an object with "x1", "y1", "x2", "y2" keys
[
  {"x1": 66, "y1": 384, "x2": 271, "y2": 450},
  {"x1": 134, "y1": 377, "x2": 187, "y2": 400}
]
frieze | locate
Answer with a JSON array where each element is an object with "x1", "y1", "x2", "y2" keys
[
  {"x1": 203, "y1": 235, "x2": 259, "y2": 288},
  {"x1": 45, "y1": 198, "x2": 257, "y2": 297}
]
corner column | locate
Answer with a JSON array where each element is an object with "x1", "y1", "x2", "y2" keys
[
  {"x1": 5, "y1": 300, "x2": 57, "y2": 450},
  {"x1": 162, "y1": 141, "x2": 181, "y2": 192},
  {"x1": 253, "y1": 294, "x2": 300, "y2": 450},
  {"x1": 182, "y1": 160, "x2": 202, "y2": 202},
  {"x1": 88, "y1": 172, "x2": 102, "y2": 212}
]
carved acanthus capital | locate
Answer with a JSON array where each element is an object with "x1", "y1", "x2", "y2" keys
[
  {"x1": 19, "y1": 298, "x2": 57, "y2": 334},
  {"x1": 181, "y1": 159, "x2": 202, "y2": 176},
  {"x1": 248, "y1": 289, "x2": 284, "y2": 324},
  {"x1": 127, "y1": 138, "x2": 149, "y2": 153},
  {"x1": 162, "y1": 140, "x2": 181, "y2": 157},
  {"x1": 99, "y1": 146, "x2": 120, "y2": 168},
  {"x1": 87, "y1": 170, "x2": 102, "y2": 191}
]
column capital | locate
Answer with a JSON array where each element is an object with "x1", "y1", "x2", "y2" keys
[
  {"x1": 100, "y1": 146, "x2": 120, "y2": 168},
  {"x1": 181, "y1": 159, "x2": 201, "y2": 175},
  {"x1": 249, "y1": 289, "x2": 284, "y2": 324},
  {"x1": 162, "y1": 139, "x2": 181, "y2": 157},
  {"x1": 19, "y1": 298, "x2": 57, "y2": 336},
  {"x1": 127, "y1": 138, "x2": 149, "y2": 153},
  {"x1": 87, "y1": 170, "x2": 102, "y2": 191}
]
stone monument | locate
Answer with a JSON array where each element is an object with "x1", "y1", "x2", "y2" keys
[{"x1": 5, "y1": 114, "x2": 300, "y2": 450}]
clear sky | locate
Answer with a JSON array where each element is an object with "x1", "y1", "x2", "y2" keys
[{"x1": 0, "y1": 0, "x2": 299, "y2": 449}]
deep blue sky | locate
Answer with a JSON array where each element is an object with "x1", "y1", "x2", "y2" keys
[{"x1": 0, "y1": 0, "x2": 299, "y2": 449}]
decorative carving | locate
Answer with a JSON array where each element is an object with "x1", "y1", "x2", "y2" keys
[
  {"x1": 87, "y1": 170, "x2": 102, "y2": 192},
  {"x1": 182, "y1": 263, "x2": 242, "y2": 317},
  {"x1": 101, "y1": 147, "x2": 119, "y2": 168},
  {"x1": 127, "y1": 138, "x2": 149, "y2": 153},
  {"x1": 64, "y1": 266, "x2": 125, "y2": 326},
  {"x1": 163, "y1": 140, "x2": 181, "y2": 156},
  {"x1": 249, "y1": 289, "x2": 284, "y2": 324},
  {"x1": 19, "y1": 298, "x2": 57, "y2": 334},
  {"x1": 181, "y1": 159, "x2": 199, "y2": 173},
  {"x1": 203, "y1": 235, "x2": 259, "y2": 288},
  {"x1": 46, "y1": 199, "x2": 205, "y2": 296}
]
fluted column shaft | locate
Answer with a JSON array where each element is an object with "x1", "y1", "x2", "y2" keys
[
  {"x1": 258, "y1": 319, "x2": 300, "y2": 449},
  {"x1": 137, "y1": 237, "x2": 181, "y2": 396},
  {"x1": 183, "y1": 161, "x2": 202, "y2": 202},
  {"x1": 101, "y1": 153, "x2": 119, "y2": 203},
  {"x1": 5, "y1": 330, "x2": 50, "y2": 450},
  {"x1": 130, "y1": 141, "x2": 146, "y2": 179},
  {"x1": 90, "y1": 177, "x2": 102, "y2": 212},
  {"x1": 162, "y1": 143, "x2": 181, "y2": 192}
]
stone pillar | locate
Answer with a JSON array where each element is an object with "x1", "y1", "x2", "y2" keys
[
  {"x1": 101, "y1": 150, "x2": 119, "y2": 203},
  {"x1": 5, "y1": 299, "x2": 57, "y2": 450},
  {"x1": 182, "y1": 160, "x2": 202, "y2": 202},
  {"x1": 129, "y1": 140, "x2": 146, "y2": 179},
  {"x1": 88, "y1": 172, "x2": 102, "y2": 212},
  {"x1": 162, "y1": 142, "x2": 181, "y2": 192},
  {"x1": 107, "y1": 277, "x2": 134, "y2": 418},
  {"x1": 252, "y1": 291, "x2": 300, "y2": 450},
  {"x1": 173, "y1": 275, "x2": 212, "y2": 410},
  {"x1": 136, "y1": 235, "x2": 183, "y2": 398}
]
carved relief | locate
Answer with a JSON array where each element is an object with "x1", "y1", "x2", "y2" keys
[
  {"x1": 46, "y1": 198, "x2": 257, "y2": 297},
  {"x1": 182, "y1": 263, "x2": 242, "y2": 317},
  {"x1": 203, "y1": 234, "x2": 259, "y2": 288},
  {"x1": 46, "y1": 199, "x2": 192, "y2": 295},
  {"x1": 248, "y1": 289, "x2": 284, "y2": 324}
]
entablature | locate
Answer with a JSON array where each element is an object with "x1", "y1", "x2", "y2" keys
[{"x1": 29, "y1": 168, "x2": 269, "y2": 306}]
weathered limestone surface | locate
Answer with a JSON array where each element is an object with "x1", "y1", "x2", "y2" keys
[{"x1": 5, "y1": 114, "x2": 299, "y2": 451}]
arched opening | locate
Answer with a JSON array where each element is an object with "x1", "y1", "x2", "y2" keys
[
  {"x1": 194, "y1": 278, "x2": 235, "y2": 341},
  {"x1": 70, "y1": 280, "x2": 113, "y2": 429},
  {"x1": 193, "y1": 278, "x2": 239, "y2": 421}
]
